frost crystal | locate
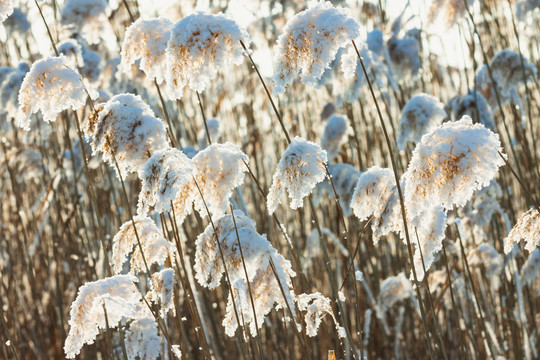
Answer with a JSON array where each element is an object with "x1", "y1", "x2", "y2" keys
[
  {"x1": 111, "y1": 216, "x2": 174, "y2": 274},
  {"x1": 476, "y1": 49, "x2": 537, "y2": 108},
  {"x1": 0, "y1": 0, "x2": 16, "y2": 23},
  {"x1": 296, "y1": 292, "x2": 343, "y2": 337},
  {"x1": 121, "y1": 18, "x2": 173, "y2": 84},
  {"x1": 125, "y1": 318, "x2": 161, "y2": 360},
  {"x1": 404, "y1": 116, "x2": 506, "y2": 218},
  {"x1": 397, "y1": 93, "x2": 446, "y2": 150},
  {"x1": 194, "y1": 211, "x2": 296, "y2": 337},
  {"x1": 64, "y1": 275, "x2": 144, "y2": 359},
  {"x1": 321, "y1": 114, "x2": 349, "y2": 160},
  {"x1": 268, "y1": 137, "x2": 328, "y2": 214},
  {"x1": 165, "y1": 12, "x2": 250, "y2": 98},
  {"x1": 147, "y1": 268, "x2": 176, "y2": 318},
  {"x1": 272, "y1": 1, "x2": 360, "y2": 94},
  {"x1": 504, "y1": 208, "x2": 540, "y2": 254},
  {"x1": 138, "y1": 148, "x2": 196, "y2": 215},
  {"x1": 85, "y1": 93, "x2": 169, "y2": 176},
  {"x1": 16, "y1": 56, "x2": 91, "y2": 130},
  {"x1": 61, "y1": 0, "x2": 109, "y2": 45},
  {"x1": 188, "y1": 142, "x2": 248, "y2": 218}
]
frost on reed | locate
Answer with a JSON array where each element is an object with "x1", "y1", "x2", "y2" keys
[
  {"x1": 1, "y1": 62, "x2": 28, "y2": 120},
  {"x1": 272, "y1": 1, "x2": 360, "y2": 94},
  {"x1": 321, "y1": 114, "x2": 350, "y2": 160},
  {"x1": 351, "y1": 166, "x2": 401, "y2": 242},
  {"x1": 169, "y1": 142, "x2": 248, "y2": 224},
  {"x1": 138, "y1": 148, "x2": 196, "y2": 215},
  {"x1": 296, "y1": 292, "x2": 345, "y2": 338},
  {"x1": 16, "y1": 56, "x2": 93, "y2": 130},
  {"x1": 121, "y1": 18, "x2": 174, "y2": 84},
  {"x1": 268, "y1": 137, "x2": 328, "y2": 214},
  {"x1": 404, "y1": 115, "x2": 506, "y2": 219},
  {"x1": 165, "y1": 12, "x2": 249, "y2": 98},
  {"x1": 64, "y1": 274, "x2": 146, "y2": 358},
  {"x1": 146, "y1": 268, "x2": 176, "y2": 318},
  {"x1": 445, "y1": 90, "x2": 495, "y2": 130},
  {"x1": 190, "y1": 142, "x2": 248, "y2": 217},
  {"x1": 397, "y1": 93, "x2": 446, "y2": 150},
  {"x1": 84, "y1": 93, "x2": 169, "y2": 176},
  {"x1": 111, "y1": 216, "x2": 174, "y2": 274},
  {"x1": 125, "y1": 318, "x2": 161, "y2": 360},
  {"x1": 504, "y1": 208, "x2": 540, "y2": 253},
  {"x1": 0, "y1": 0, "x2": 16, "y2": 23},
  {"x1": 387, "y1": 32, "x2": 421, "y2": 81},
  {"x1": 476, "y1": 49, "x2": 537, "y2": 108},
  {"x1": 194, "y1": 211, "x2": 296, "y2": 337},
  {"x1": 61, "y1": 0, "x2": 109, "y2": 45},
  {"x1": 57, "y1": 39, "x2": 84, "y2": 68},
  {"x1": 375, "y1": 273, "x2": 416, "y2": 321}
]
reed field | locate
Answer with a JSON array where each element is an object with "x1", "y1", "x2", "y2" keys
[{"x1": 0, "y1": 0, "x2": 539, "y2": 359}]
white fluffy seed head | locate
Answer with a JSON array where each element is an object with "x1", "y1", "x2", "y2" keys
[
  {"x1": 121, "y1": 17, "x2": 174, "y2": 84},
  {"x1": 397, "y1": 93, "x2": 446, "y2": 150},
  {"x1": 137, "y1": 148, "x2": 197, "y2": 215},
  {"x1": 504, "y1": 208, "x2": 540, "y2": 254},
  {"x1": 267, "y1": 137, "x2": 328, "y2": 214},
  {"x1": 272, "y1": 1, "x2": 360, "y2": 94},
  {"x1": 165, "y1": 12, "x2": 250, "y2": 98},
  {"x1": 84, "y1": 93, "x2": 169, "y2": 177},
  {"x1": 16, "y1": 56, "x2": 93, "y2": 130},
  {"x1": 404, "y1": 116, "x2": 506, "y2": 219}
]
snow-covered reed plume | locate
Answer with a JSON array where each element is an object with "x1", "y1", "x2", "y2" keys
[
  {"x1": 397, "y1": 93, "x2": 446, "y2": 150},
  {"x1": 0, "y1": 0, "x2": 16, "y2": 23},
  {"x1": 111, "y1": 215, "x2": 174, "y2": 274},
  {"x1": 194, "y1": 210, "x2": 296, "y2": 337},
  {"x1": 268, "y1": 137, "x2": 328, "y2": 214},
  {"x1": 16, "y1": 56, "x2": 94, "y2": 130},
  {"x1": 125, "y1": 318, "x2": 161, "y2": 360},
  {"x1": 121, "y1": 18, "x2": 174, "y2": 84},
  {"x1": 476, "y1": 49, "x2": 537, "y2": 108},
  {"x1": 64, "y1": 274, "x2": 148, "y2": 358},
  {"x1": 520, "y1": 249, "x2": 540, "y2": 285},
  {"x1": 61, "y1": 0, "x2": 109, "y2": 45},
  {"x1": 375, "y1": 273, "x2": 416, "y2": 321},
  {"x1": 404, "y1": 115, "x2": 506, "y2": 219},
  {"x1": 387, "y1": 32, "x2": 421, "y2": 81},
  {"x1": 272, "y1": 1, "x2": 360, "y2": 94},
  {"x1": 146, "y1": 268, "x2": 176, "y2": 318},
  {"x1": 137, "y1": 148, "x2": 196, "y2": 215},
  {"x1": 504, "y1": 208, "x2": 540, "y2": 254},
  {"x1": 168, "y1": 143, "x2": 248, "y2": 224},
  {"x1": 321, "y1": 114, "x2": 350, "y2": 160},
  {"x1": 351, "y1": 166, "x2": 401, "y2": 242},
  {"x1": 445, "y1": 90, "x2": 495, "y2": 130},
  {"x1": 296, "y1": 292, "x2": 345, "y2": 338},
  {"x1": 84, "y1": 93, "x2": 169, "y2": 176},
  {"x1": 165, "y1": 12, "x2": 249, "y2": 98},
  {"x1": 468, "y1": 243, "x2": 504, "y2": 278}
]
